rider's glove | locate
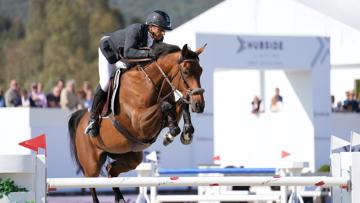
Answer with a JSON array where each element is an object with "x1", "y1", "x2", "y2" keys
[{"x1": 148, "y1": 49, "x2": 156, "y2": 59}]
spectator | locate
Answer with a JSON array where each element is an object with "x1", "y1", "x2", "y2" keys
[
  {"x1": 21, "y1": 89, "x2": 32, "y2": 107},
  {"x1": 4, "y1": 79, "x2": 21, "y2": 107},
  {"x1": 46, "y1": 86, "x2": 61, "y2": 108},
  {"x1": 82, "y1": 81, "x2": 93, "y2": 108},
  {"x1": 35, "y1": 82, "x2": 47, "y2": 108},
  {"x1": 0, "y1": 88, "x2": 5, "y2": 107},
  {"x1": 29, "y1": 82, "x2": 46, "y2": 108},
  {"x1": 29, "y1": 83, "x2": 39, "y2": 107},
  {"x1": 76, "y1": 89, "x2": 87, "y2": 109},
  {"x1": 343, "y1": 90, "x2": 359, "y2": 112},
  {"x1": 331, "y1": 95, "x2": 336, "y2": 112},
  {"x1": 60, "y1": 80, "x2": 79, "y2": 110},
  {"x1": 56, "y1": 79, "x2": 65, "y2": 92},
  {"x1": 334, "y1": 101, "x2": 343, "y2": 112},
  {"x1": 251, "y1": 96, "x2": 262, "y2": 114},
  {"x1": 270, "y1": 87, "x2": 283, "y2": 112}
]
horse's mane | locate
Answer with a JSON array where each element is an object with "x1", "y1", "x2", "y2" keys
[
  {"x1": 151, "y1": 42, "x2": 199, "y2": 61},
  {"x1": 151, "y1": 42, "x2": 181, "y2": 58},
  {"x1": 129, "y1": 42, "x2": 198, "y2": 68}
]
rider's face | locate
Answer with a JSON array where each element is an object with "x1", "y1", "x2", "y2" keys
[{"x1": 149, "y1": 25, "x2": 165, "y2": 40}]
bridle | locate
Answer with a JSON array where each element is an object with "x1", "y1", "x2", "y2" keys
[{"x1": 140, "y1": 57, "x2": 205, "y2": 104}]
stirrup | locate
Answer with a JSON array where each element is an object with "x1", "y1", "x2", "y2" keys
[{"x1": 84, "y1": 120, "x2": 99, "y2": 137}]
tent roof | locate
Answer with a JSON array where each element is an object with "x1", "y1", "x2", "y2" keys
[
  {"x1": 297, "y1": 0, "x2": 360, "y2": 31},
  {"x1": 165, "y1": 0, "x2": 360, "y2": 65}
]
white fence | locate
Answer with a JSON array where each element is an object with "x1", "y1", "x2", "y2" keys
[{"x1": 0, "y1": 135, "x2": 359, "y2": 203}]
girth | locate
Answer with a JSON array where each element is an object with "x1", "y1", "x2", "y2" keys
[{"x1": 109, "y1": 115, "x2": 157, "y2": 151}]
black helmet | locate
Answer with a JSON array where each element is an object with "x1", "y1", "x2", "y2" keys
[{"x1": 145, "y1": 10, "x2": 172, "y2": 30}]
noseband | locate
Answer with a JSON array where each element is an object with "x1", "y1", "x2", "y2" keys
[
  {"x1": 177, "y1": 59, "x2": 205, "y2": 104},
  {"x1": 140, "y1": 57, "x2": 204, "y2": 104}
]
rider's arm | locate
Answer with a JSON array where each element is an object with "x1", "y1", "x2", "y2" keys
[{"x1": 123, "y1": 25, "x2": 153, "y2": 59}]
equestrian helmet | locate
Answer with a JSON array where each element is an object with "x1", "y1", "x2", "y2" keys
[{"x1": 145, "y1": 10, "x2": 172, "y2": 30}]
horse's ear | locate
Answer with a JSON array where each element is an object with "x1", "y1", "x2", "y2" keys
[
  {"x1": 195, "y1": 43, "x2": 207, "y2": 55},
  {"x1": 181, "y1": 44, "x2": 189, "y2": 57}
]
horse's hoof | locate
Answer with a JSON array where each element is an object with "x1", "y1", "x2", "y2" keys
[
  {"x1": 163, "y1": 132, "x2": 174, "y2": 146},
  {"x1": 180, "y1": 132, "x2": 193, "y2": 145},
  {"x1": 170, "y1": 126, "x2": 181, "y2": 136}
]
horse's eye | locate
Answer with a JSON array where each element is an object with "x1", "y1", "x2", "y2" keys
[{"x1": 183, "y1": 69, "x2": 190, "y2": 76}]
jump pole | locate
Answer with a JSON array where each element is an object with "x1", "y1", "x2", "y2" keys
[{"x1": 47, "y1": 176, "x2": 348, "y2": 189}]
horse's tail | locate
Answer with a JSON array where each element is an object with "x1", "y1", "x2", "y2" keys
[{"x1": 68, "y1": 109, "x2": 87, "y2": 174}]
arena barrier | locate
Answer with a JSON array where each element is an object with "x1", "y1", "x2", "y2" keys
[
  {"x1": 132, "y1": 161, "x2": 337, "y2": 203},
  {"x1": 46, "y1": 148, "x2": 359, "y2": 203},
  {"x1": 1, "y1": 135, "x2": 359, "y2": 203}
]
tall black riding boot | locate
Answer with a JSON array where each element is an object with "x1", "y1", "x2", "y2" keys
[{"x1": 85, "y1": 85, "x2": 107, "y2": 137}]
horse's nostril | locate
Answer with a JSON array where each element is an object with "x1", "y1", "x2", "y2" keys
[
  {"x1": 196, "y1": 103, "x2": 200, "y2": 109},
  {"x1": 195, "y1": 102, "x2": 204, "y2": 111}
]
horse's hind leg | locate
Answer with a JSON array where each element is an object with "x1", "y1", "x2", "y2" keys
[
  {"x1": 90, "y1": 188, "x2": 100, "y2": 203},
  {"x1": 107, "y1": 152, "x2": 143, "y2": 203},
  {"x1": 76, "y1": 128, "x2": 106, "y2": 203},
  {"x1": 79, "y1": 150, "x2": 105, "y2": 203},
  {"x1": 112, "y1": 187, "x2": 125, "y2": 203}
]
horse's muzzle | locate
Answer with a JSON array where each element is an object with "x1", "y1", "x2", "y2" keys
[
  {"x1": 188, "y1": 88, "x2": 205, "y2": 113},
  {"x1": 192, "y1": 101, "x2": 205, "y2": 113}
]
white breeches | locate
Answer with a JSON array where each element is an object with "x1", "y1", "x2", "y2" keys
[{"x1": 98, "y1": 48, "x2": 126, "y2": 91}]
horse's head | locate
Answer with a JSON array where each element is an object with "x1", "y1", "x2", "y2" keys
[{"x1": 176, "y1": 44, "x2": 206, "y2": 113}]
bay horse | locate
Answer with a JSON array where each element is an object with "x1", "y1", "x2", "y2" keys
[{"x1": 68, "y1": 43, "x2": 206, "y2": 203}]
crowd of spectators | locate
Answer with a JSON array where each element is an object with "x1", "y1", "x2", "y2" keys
[
  {"x1": 0, "y1": 79, "x2": 93, "y2": 111},
  {"x1": 251, "y1": 87, "x2": 283, "y2": 114},
  {"x1": 332, "y1": 90, "x2": 360, "y2": 113},
  {"x1": 248, "y1": 87, "x2": 360, "y2": 114}
]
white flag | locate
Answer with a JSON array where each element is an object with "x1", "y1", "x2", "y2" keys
[
  {"x1": 351, "y1": 131, "x2": 360, "y2": 151},
  {"x1": 145, "y1": 151, "x2": 158, "y2": 163},
  {"x1": 331, "y1": 135, "x2": 350, "y2": 151}
]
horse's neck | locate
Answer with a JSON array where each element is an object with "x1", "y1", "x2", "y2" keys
[
  {"x1": 114, "y1": 54, "x2": 181, "y2": 141},
  {"x1": 147, "y1": 53, "x2": 179, "y2": 86},
  {"x1": 116, "y1": 53, "x2": 179, "y2": 108}
]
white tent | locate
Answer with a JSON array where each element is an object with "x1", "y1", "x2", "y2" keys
[
  {"x1": 163, "y1": 0, "x2": 360, "y2": 170},
  {"x1": 298, "y1": 0, "x2": 360, "y2": 31},
  {"x1": 165, "y1": 0, "x2": 360, "y2": 66}
]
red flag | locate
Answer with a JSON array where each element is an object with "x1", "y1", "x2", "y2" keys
[
  {"x1": 281, "y1": 150, "x2": 290, "y2": 158},
  {"x1": 19, "y1": 134, "x2": 46, "y2": 155},
  {"x1": 212, "y1": 155, "x2": 221, "y2": 161}
]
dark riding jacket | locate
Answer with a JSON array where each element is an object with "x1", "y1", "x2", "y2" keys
[{"x1": 100, "y1": 23, "x2": 163, "y2": 64}]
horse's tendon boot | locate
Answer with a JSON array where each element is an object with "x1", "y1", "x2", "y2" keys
[
  {"x1": 161, "y1": 101, "x2": 180, "y2": 135},
  {"x1": 161, "y1": 102, "x2": 180, "y2": 146},
  {"x1": 160, "y1": 101, "x2": 172, "y2": 112},
  {"x1": 167, "y1": 112, "x2": 180, "y2": 135}
]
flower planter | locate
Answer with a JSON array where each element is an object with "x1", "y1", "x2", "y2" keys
[
  {"x1": 0, "y1": 155, "x2": 37, "y2": 203},
  {"x1": 0, "y1": 192, "x2": 35, "y2": 203}
]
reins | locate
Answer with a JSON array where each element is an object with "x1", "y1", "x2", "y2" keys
[{"x1": 140, "y1": 57, "x2": 204, "y2": 104}]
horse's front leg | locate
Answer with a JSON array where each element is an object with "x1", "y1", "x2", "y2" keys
[
  {"x1": 162, "y1": 101, "x2": 181, "y2": 146},
  {"x1": 180, "y1": 102, "x2": 194, "y2": 145}
]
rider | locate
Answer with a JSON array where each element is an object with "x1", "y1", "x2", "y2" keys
[{"x1": 85, "y1": 10, "x2": 172, "y2": 137}]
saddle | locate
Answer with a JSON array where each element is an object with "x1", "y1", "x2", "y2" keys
[
  {"x1": 101, "y1": 68, "x2": 122, "y2": 117},
  {"x1": 101, "y1": 57, "x2": 153, "y2": 117}
]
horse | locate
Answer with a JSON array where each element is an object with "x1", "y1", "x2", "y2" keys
[{"x1": 68, "y1": 43, "x2": 206, "y2": 203}]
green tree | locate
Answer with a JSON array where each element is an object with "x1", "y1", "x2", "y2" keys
[
  {"x1": 42, "y1": 0, "x2": 123, "y2": 89},
  {"x1": 0, "y1": 16, "x2": 26, "y2": 88},
  {"x1": 23, "y1": 0, "x2": 47, "y2": 88},
  {"x1": 0, "y1": 0, "x2": 124, "y2": 91}
]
